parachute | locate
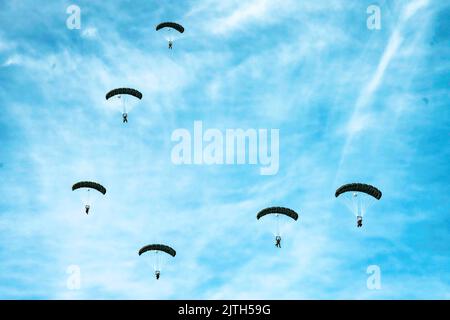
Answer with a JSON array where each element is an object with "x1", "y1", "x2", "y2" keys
[
  {"x1": 72, "y1": 181, "x2": 107, "y2": 195},
  {"x1": 256, "y1": 206, "x2": 299, "y2": 221},
  {"x1": 335, "y1": 183, "x2": 382, "y2": 200},
  {"x1": 257, "y1": 207, "x2": 298, "y2": 248},
  {"x1": 105, "y1": 88, "x2": 142, "y2": 123},
  {"x1": 139, "y1": 244, "x2": 176, "y2": 257},
  {"x1": 139, "y1": 244, "x2": 176, "y2": 280},
  {"x1": 72, "y1": 181, "x2": 106, "y2": 214},
  {"x1": 335, "y1": 183, "x2": 382, "y2": 227},
  {"x1": 156, "y1": 22, "x2": 185, "y2": 33},
  {"x1": 105, "y1": 88, "x2": 143, "y2": 101},
  {"x1": 156, "y1": 22, "x2": 185, "y2": 49}
]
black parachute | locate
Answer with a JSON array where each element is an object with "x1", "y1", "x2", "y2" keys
[
  {"x1": 335, "y1": 183, "x2": 382, "y2": 200},
  {"x1": 72, "y1": 181, "x2": 106, "y2": 195},
  {"x1": 256, "y1": 207, "x2": 299, "y2": 221},
  {"x1": 156, "y1": 22, "x2": 184, "y2": 33},
  {"x1": 139, "y1": 244, "x2": 176, "y2": 257},
  {"x1": 105, "y1": 88, "x2": 142, "y2": 100}
]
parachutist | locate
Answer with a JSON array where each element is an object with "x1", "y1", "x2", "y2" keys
[
  {"x1": 257, "y1": 207, "x2": 298, "y2": 247},
  {"x1": 72, "y1": 181, "x2": 106, "y2": 216},
  {"x1": 335, "y1": 183, "x2": 382, "y2": 228},
  {"x1": 156, "y1": 22, "x2": 184, "y2": 49},
  {"x1": 106, "y1": 88, "x2": 142, "y2": 125},
  {"x1": 275, "y1": 236, "x2": 281, "y2": 248},
  {"x1": 139, "y1": 244, "x2": 176, "y2": 279},
  {"x1": 357, "y1": 216, "x2": 363, "y2": 228}
]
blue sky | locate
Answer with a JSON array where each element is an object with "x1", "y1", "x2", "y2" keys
[{"x1": 0, "y1": 0, "x2": 449, "y2": 299}]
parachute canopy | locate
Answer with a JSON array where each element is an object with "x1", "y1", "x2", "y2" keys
[
  {"x1": 335, "y1": 183, "x2": 382, "y2": 200},
  {"x1": 156, "y1": 22, "x2": 184, "y2": 33},
  {"x1": 105, "y1": 88, "x2": 143, "y2": 100},
  {"x1": 72, "y1": 181, "x2": 106, "y2": 195},
  {"x1": 139, "y1": 244, "x2": 176, "y2": 257},
  {"x1": 256, "y1": 207, "x2": 299, "y2": 221}
]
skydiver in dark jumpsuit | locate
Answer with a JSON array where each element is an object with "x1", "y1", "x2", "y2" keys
[
  {"x1": 155, "y1": 270, "x2": 161, "y2": 280},
  {"x1": 357, "y1": 216, "x2": 363, "y2": 228},
  {"x1": 275, "y1": 236, "x2": 281, "y2": 248},
  {"x1": 85, "y1": 205, "x2": 90, "y2": 214},
  {"x1": 168, "y1": 41, "x2": 173, "y2": 49},
  {"x1": 122, "y1": 113, "x2": 128, "y2": 123}
]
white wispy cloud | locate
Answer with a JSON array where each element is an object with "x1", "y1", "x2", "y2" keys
[
  {"x1": 335, "y1": 0, "x2": 432, "y2": 178},
  {"x1": 81, "y1": 27, "x2": 98, "y2": 39}
]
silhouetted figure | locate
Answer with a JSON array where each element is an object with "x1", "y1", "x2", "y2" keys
[
  {"x1": 275, "y1": 236, "x2": 281, "y2": 248},
  {"x1": 85, "y1": 205, "x2": 90, "y2": 215},
  {"x1": 168, "y1": 41, "x2": 173, "y2": 49},
  {"x1": 122, "y1": 113, "x2": 128, "y2": 123},
  {"x1": 155, "y1": 270, "x2": 161, "y2": 280},
  {"x1": 357, "y1": 216, "x2": 363, "y2": 228}
]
